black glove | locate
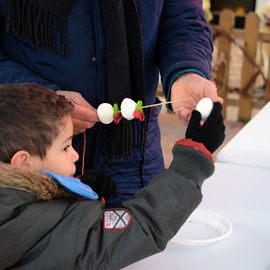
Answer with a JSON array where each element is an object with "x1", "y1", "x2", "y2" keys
[
  {"x1": 80, "y1": 170, "x2": 118, "y2": 200},
  {"x1": 185, "y1": 102, "x2": 225, "y2": 153}
]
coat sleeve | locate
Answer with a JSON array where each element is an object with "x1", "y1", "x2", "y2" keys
[
  {"x1": 157, "y1": 0, "x2": 213, "y2": 97},
  {"x1": 0, "y1": 16, "x2": 60, "y2": 90},
  {"x1": 75, "y1": 145, "x2": 214, "y2": 270},
  {"x1": 0, "y1": 51, "x2": 61, "y2": 91}
]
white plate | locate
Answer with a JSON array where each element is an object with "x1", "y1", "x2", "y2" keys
[{"x1": 170, "y1": 208, "x2": 233, "y2": 247}]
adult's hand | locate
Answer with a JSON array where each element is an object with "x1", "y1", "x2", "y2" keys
[
  {"x1": 171, "y1": 73, "x2": 223, "y2": 124},
  {"x1": 57, "y1": 91, "x2": 99, "y2": 135}
]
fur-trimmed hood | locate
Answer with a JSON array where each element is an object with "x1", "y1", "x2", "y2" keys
[
  {"x1": 0, "y1": 162, "x2": 72, "y2": 200},
  {"x1": 0, "y1": 163, "x2": 88, "y2": 269}
]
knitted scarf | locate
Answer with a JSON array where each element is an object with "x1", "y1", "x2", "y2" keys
[
  {"x1": 5, "y1": 0, "x2": 73, "y2": 56},
  {"x1": 4, "y1": 0, "x2": 147, "y2": 161}
]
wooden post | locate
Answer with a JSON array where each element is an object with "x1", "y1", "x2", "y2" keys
[
  {"x1": 264, "y1": 40, "x2": 270, "y2": 102},
  {"x1": 239, "y1": 12, "x2": 260, "y2": 122},
  {"x1": 265, "y1": 56, "x2": 270, "y2": 102},
  {"x1": 215, "y1": 10, "x2": 234, "y2": 117}
]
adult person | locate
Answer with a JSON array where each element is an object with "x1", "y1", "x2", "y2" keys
[{"x1": 0, "y1": 0, "x2": 222, "y2": 206}]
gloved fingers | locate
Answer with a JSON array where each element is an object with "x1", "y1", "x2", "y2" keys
[
  {"x1": 220, "y1": 120, "x2": 226, "y2": 139},
  {"x1": 100, "y1": 175, "x2": 115, "y2": 197},
  {"x1": 202, "y1": 104, "x2": 224, "y2": 133},
  {"x1": 79, "y1": 170, "x2": 98, "y2": 187},
  {"x1": 108, "y1": 178, "x2": 118, "y2": 198},
  {"x1": 217, "y1": 114, "x2": 225, "y2": 129},
  {"x1": 211, "y1": 124, "x2": 226, "y2": 153},
  {"x1": 102, "y1": 180, "x2": 112, "y2": 199},
  {"x1": 186, "y1": 110, "x2": 201, "y2": 135},
  {"x1": 216, "y1": 109, "x2": 225, "y2": 134},
  {"x1": 111, "y1": 181, "x2": 118, "y2": 198},
  {"x1": 214, "y1": 113, "x2": 224, "y2": 130},
  {"x1": 102, "y1": 178, "x2": 118, "y2": 199},
  {"x1": 79, "y1": 169, "x2": 119, "y2": 200},
  {"x1": 221, "y1": 132, "x2": 225, "y2": 144},
  {"x1": 210, "y1": 137, "x2": 225, "y2": 153},
  {"x1": 204, "y1": 102, "x2": 222, "y2": 125},
  {"x1": 80, "y1": 170, "x2": 114, "y2": 197},
  {"x1": 212, "y1": 102, "x2": 223, "y2": 114},
  {"x1": 216, "y1": 126, "x2": 225, "y2": 141}
]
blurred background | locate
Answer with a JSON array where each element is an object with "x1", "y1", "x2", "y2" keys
[{"x1": 159, "y1": 0, "x2": 270, "y2": 167}]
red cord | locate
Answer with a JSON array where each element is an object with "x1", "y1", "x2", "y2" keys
[
  {"x1": 80, "y1": 132, "x2": 105, "y2": 204},
  {"x1": 101, "y1": 197, "x2": 106, "y2": 205}
]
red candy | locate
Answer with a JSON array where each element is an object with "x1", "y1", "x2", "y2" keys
[
  {"x1": 133, "y1": 110, "x2": 145, "y2": 121},
  {"x1": 113, "y1": 111, "x2": 123, "y2": 124}
]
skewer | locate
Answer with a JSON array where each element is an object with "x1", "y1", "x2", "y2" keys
[
  {"x1": 141, "y1": 97, "x2": 193, "y2": 109},
  {"x1": 117, "y1": 97, "x2": 193, "y2": 113}
]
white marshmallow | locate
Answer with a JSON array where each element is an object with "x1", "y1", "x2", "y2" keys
[
  {"x1": 196, "y1": 98, "x2": 213, "y2": 120},
  {"x1": 97, "y1": 103, "x2": 114, "y2": 124},
  {"x1": 120, "y1": 98, "x2": 136, "y2": 120}
]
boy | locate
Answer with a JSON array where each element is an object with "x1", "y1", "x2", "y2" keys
[{"x1": 0, "y1": 83, "x2": 225, "y2": 270}]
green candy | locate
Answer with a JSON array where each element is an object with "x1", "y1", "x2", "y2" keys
[
  {"x1": 113, "y1": 103, "x2": 120, "y2": 116},
  {"x1": 135, "y1": 100, "x2": 143, "y2": 113}
]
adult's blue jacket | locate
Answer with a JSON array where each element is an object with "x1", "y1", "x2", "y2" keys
[{"x1": 0, "y1": 0, "x2": 213, "y2": 206}]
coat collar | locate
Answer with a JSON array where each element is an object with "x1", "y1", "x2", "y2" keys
[{"x1": 0, "y1": 162, "x2": 71, "y2": 200}]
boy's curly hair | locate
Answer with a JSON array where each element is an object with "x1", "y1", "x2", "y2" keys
[{"x1": 0, "y1": 83, "x2": 74, "y2": 162}]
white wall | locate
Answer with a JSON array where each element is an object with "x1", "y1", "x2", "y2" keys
[{"x1": 256, "y1": 0, "x2": 270, "y2": 11}]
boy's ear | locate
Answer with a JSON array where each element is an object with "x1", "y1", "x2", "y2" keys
[{"x1": 10, "y1": 150, "x2": 32, "y2": 167}]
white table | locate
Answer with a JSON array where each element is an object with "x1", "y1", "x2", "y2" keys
[
  {"x1": 217, "y1": 101, "x2": 270, "y2": 169},
  {"x1": 123, "y1": 163, "x2": 270, "y2": 270}
]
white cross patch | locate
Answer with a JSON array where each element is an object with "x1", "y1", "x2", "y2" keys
[{"x1": 104, "y1": 210, "x2": 132, "y2": 230}]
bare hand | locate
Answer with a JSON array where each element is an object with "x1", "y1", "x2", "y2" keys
[
  {"x1": 171, "y1": 73, "x2": 223, "y2": 124},
  {"x1": 56, "y1": 91, "x2": 99, "y2": 135}
]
